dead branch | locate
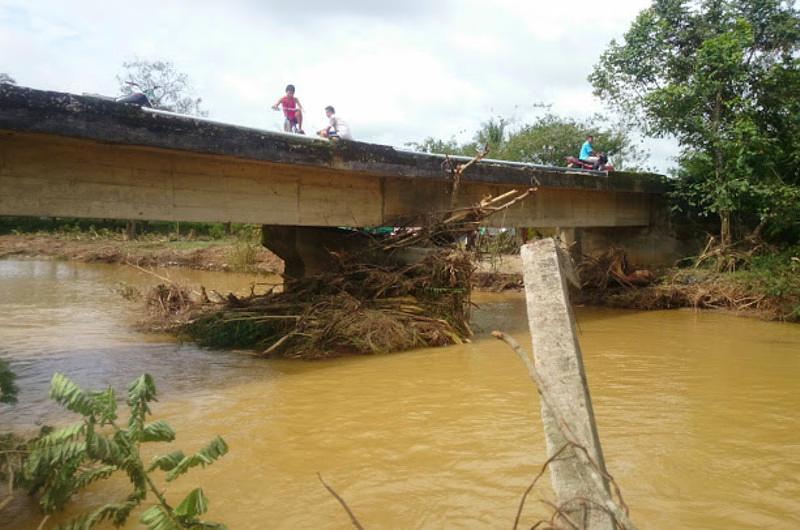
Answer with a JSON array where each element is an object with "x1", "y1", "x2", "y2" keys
[
  {"x1": 448, "y1": 147, "x2": 489, "y2": 209},
  {"x1": 513, "y1": 443, "x2": 572, "y2": 530},
  {"x1": 541, "y1": 499, "x2": 582, "y2": 530},
  {"x1": 317, "y1": 473, "x2": 365, "y2": 530},
  {"x1": 125, "y1": 260, "x2": 174, "y2": 284}
]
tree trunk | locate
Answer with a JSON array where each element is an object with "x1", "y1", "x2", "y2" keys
[
  {"x1": 713, "y1": 90, "x2": 730, "y2": 248},
  {"x1": 720, "y1": 210, "x2": 731, "y2": 248},
  {"x1": 125, "y1": 220, "x2": 137, "y2": 241}
]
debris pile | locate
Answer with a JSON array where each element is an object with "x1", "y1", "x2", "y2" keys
[{"x1": 147, "y1": 249, "x2": 474, "y2": 359}]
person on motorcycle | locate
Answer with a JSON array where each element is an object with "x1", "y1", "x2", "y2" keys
[
  {"x1": 316, "y1": 106, "x2": 352, "y2": 140},
  {"x1": 272, "y1": 84, "x2": 304, "y2": 133},
  {"x1": 579, "y1": 135, "x2": 607, "y2": 170},
  {"x1": 117, "y1": 82, "x2": 155, "y2": 107},
  {"x1": 579, "y1": 135, "x2": 599, "y2": 164}
]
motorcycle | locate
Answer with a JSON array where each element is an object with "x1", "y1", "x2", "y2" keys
[
  {"x1": 115, "y1": 81, "x2": 157, "y2": 108},
  {"x1": 565, "y1": 153, "x2": 614, "y2": 172}
]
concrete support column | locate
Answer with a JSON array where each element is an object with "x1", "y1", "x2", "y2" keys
[
  {"x1": 261, "y1": 225, "x2": 375, "y2": 279},
  {"x1": 261, "y1": 225, "x2": 305, "y2": 279},
  {"x1": 521, "y1": 239, "x2": 614, "y2": 528},
  {"x1": 555, "y1": 227, "x2": 581, "y2": 262}
]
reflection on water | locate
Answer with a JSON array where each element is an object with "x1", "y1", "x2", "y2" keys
[{"x1": 1, "y1": 260, "x2": 799, "y2": 529}]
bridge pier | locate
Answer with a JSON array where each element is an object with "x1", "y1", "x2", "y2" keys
[
  {"x1": 261, "y1": 225, "x2": 435, "y2": 280},
  {"x1": 572, "y1": 226, "x2": 685, "y2": 266},
  {"x1": 261, "y1": 225, "x2": 392, "y2": 280}
]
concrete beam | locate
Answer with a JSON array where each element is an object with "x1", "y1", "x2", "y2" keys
[
  {"x1": 521, "y1": 239, "x2": 614, "y2": 528},
  {"x1": 0, "y1": 132, "x2": 656, "y2": 229}
]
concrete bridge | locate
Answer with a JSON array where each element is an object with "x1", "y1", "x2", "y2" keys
[{"x1": 0, "y1": 85, "x2": 671, "y2": 274}]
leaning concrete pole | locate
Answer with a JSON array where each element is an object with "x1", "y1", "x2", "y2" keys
[{"x1": 521, "y1": 238, "x2": 614, "y2": 529}]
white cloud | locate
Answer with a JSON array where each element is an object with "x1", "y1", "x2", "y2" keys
[{"x1": 0, "y1": 0, "x2": 677, "y2": 171}]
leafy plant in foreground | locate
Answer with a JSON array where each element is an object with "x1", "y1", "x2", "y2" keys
[{"x1": 25, "y1": 373, "x2": 228, "y2": 530}]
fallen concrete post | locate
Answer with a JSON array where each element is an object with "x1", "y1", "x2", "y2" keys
[{"x1": 520, "y1": 238, "x2": 615, "y2": 529}]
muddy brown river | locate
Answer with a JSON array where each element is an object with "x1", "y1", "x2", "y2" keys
[{"x1": 1, "y1": 260, "x2": 799, "y2": 529}]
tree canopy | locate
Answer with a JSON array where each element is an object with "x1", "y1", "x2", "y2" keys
[
  {"x1": 408, "y1": 109, "x2": 648, "y2": 171},
  {"x1": 117, "y1": 59, "x2": 207, "y2": 116},
  {"x1": 591, "y1": 0, "x2": 800, "y2": 244},
  {"x1": 0, "y1": 73, "x2": 16, "y2": 85}
]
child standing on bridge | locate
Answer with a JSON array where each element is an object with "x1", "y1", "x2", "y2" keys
[{"x1": 272, "y1": 84, "x2": 304, "y2": 134}]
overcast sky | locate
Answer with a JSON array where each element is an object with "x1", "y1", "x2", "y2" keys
[{"x1": 0, "y1": 0, "x2": 677, "y2": 171}]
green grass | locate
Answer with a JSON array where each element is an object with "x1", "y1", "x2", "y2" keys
[{"x1": 728, "y1": 247, "x2": 800, "y2": 318}]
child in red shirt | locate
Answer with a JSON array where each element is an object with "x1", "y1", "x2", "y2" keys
[{"x1": 271, "y1": 84, "x2": 304, "y2": 133}]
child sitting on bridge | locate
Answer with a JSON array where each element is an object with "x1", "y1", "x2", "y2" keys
[
  {"x1": 271, "y1": 84, "x2": 304, "y2": 134},
  {"x1": 316, "y1": 105, "x2": 352, "y2": 140}
]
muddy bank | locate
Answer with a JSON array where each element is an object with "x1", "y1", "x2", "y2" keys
[
  {"x1": 574, "y1": 268, "x2": 799, "y2": 322},
  {"x1": 472, "y1": 252, "x2": 800, "y2": 321},
  {"x1": 0, "y1": 233, "x2": 282, "y2": 274}
]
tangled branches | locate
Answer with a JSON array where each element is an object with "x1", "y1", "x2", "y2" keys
[{"x1": 147, "y1": 249, "x2": 475, "y2": 359}]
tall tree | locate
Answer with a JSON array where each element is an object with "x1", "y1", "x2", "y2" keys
[
  {"x1": 117, "y1": 59, "x2": 207, "y2": 116},
  {"x1": 591, "y1": 0, "x2": 800, "y2": 244},
  {"x1": 0, "y1": 73, "x2": 16, "y2": 84}
]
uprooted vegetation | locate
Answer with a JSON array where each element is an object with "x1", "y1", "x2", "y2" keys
[
  {"x1": 575, "y1": 240, "x2": 800, "y2": 321},
  {"x1": 146, "y1": 249, "x2": 475, "y2": 359}
]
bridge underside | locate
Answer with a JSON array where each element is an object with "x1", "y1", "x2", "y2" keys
[{"x1": 0, "y1": 131, "x2": 657, "y2": 229}]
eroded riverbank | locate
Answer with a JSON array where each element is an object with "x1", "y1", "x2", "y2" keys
[
  {"x1": 0, "y1": 233, "x2": 282, "y2": 274},
  {"x1": 1, "y1": 260, "x2": 799, "y2": 528}
]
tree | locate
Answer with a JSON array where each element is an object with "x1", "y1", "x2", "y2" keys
[
  {"x1": 408, "y1": 109, "x2": 648, "y2": 171},
  {"x1": 591, "y1": 0, "x2": 800, "y2": 245},
  {"x1": 118, "y1": 59, "x2": 207, "y2": 116},
  {"x1": 407, "y1": 116, "x2": 510, "y2": 157},
  {"x1": 0, "y1": 73, "x2": 16, "y2": 85},
  {"x1": 406, "y1": 136, "x2": 472, "y2": 157},
  {"x1": 498, "y1": 112, "x2": 648, "y2": 170}
]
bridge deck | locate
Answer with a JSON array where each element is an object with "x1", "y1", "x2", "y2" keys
[{"x1": 0, "y1": 85, "x2": 666, "y2": 228}]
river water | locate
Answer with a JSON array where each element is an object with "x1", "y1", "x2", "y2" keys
[{"x1": 1, "y1": 259, "x2": 799, "y2": 529}]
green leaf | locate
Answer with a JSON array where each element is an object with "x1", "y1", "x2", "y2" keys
[
  {"x1": 74, "y1": 465, "x2": 117, "y2": 489},
  {"x1": 148, "y1": 450, "x2": 186, "y2": 472},
  {"x1": 141, "y1": 420, "x2": 176, "y2": 443},
  {"x1": 50, "y1": 373, "x2": 94, "y2": 416},
  {"x1": 34, "y1": 421, "x2": 85, "y2": 448},
  {"x1": 128, "y1": 374, "x2": 157, "y2": 436},
  {"x1": 166, "y1": 436, "x2": 228, "y2": 482},
  {"x1": 140, "y1": 504, "x2": 181, "y2": 530},
  {"x1": 174, "y1": 488, "x2": 209, "y2": 518},
  {"x1": 45, "y1": 439, "x2": 87, "y2": 466},
  {"x1": 56, "y1": 500, "x2": 135, "y2": 530},
  {"x1": 89, "y1": 387, "x2": 118, "y2": 423},
  {"x1": 127, "y1": 374, "x2": 157, "y2": 407},
  {"x1": 87, "y1": 432, "x2": 125, "y2": 463}
]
